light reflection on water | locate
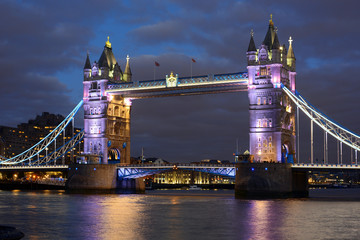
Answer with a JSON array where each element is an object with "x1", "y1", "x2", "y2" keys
[{"x1": 1, "y1": 189, "x2": 360, "y2": 239}]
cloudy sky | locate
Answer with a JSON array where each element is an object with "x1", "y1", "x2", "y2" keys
[{"x1": 1, "y1": 0, "x2": 359, "y2": 163}]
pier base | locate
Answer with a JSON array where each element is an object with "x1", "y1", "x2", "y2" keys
[
  {"x1": 66, "y1": 164, "x2": 144, "y2": 193},
  {"x1": 235, "y1": 163, "x2": 308, "y2": 199}
]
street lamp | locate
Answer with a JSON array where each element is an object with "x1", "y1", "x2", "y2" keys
[{"x1": 45, "y1": 147, "x2": 48, "y2": 165}]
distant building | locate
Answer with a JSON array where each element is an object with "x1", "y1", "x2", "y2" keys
[
  {"x1": 0, "y1": 112, "x2": 83, "y2": 164},
  {"x1": 143, "y1": 157, "x2": 169, "y2": 165},
  {"x1": 0, "y1": 137, "x2": 5, "y2": 157},
  {"x1": 152, "y1": 170, "x2": 234, "y2": 185}
]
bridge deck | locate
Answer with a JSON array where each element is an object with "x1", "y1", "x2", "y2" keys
[{"x1": 106, "y1": 72, "x2": 248, "y2": 98}]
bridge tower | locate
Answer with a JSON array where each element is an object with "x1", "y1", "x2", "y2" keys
[
  {"x1": 247, "y1": 16, "x2": 297, "y2": 163},
  {"x1": 82, "y1": 37, "x2": 131, "y2": 164}
]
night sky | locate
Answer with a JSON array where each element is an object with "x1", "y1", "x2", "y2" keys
[{"x1": 1, "y1": 0, "x2": 360, "y2": 163}]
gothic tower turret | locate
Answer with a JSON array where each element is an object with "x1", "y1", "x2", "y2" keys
[
  {"x1": 82, "y1": 37, "x2": 132, "y2": 164},
  {"x1": 247, "y1": 16, "x2": 297, "y2": 163}
]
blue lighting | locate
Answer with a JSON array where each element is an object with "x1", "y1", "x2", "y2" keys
[
  {"x1": 251, "y1": 167, "x2": 254, "y2": 171},
  {"x1": 94, "y1": 168, "x2": 96, "y2": 171},
  {"x1": 76, "y1": 167, "x2": 78, "y2": 170},
  {"x1": 265, "y1": 167, "x2": 268, "y2": 171}
]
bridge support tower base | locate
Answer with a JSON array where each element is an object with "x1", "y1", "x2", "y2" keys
[
  {"x1": 235, "y1": 163, "x2": 308, "y2": 199},
  {"x1": 66, "y1": 164, "x2": 145, "y2": 193}
]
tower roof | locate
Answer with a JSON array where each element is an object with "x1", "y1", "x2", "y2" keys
[
  {"x1": 271, "y1": 31, "x2": 280, "y2": 50},
  {"x1": 84, "y1": 52, "x2": 91, "y2": 69},
  {"x1": 247, "y1": 30, "x2": 257, "y2": 52},
  {"x1": 98, "y1": 36, "x2": 117, "y2": 69}
]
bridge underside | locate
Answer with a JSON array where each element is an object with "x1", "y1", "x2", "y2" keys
[{"x1": 117, "y1": 165, "x2": 236, "y2": 179}]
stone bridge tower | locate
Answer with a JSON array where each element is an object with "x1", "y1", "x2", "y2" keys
[
  {"x1": 247, "y1": 16, "x2": 297, "y2": 163},
  {"x1": 82, "y1": 37, "x2": 131, "y2": 164}
]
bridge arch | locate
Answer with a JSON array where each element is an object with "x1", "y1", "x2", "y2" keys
[{"x1": 108, "y1": 148, "x2": 121, "y2": 161}]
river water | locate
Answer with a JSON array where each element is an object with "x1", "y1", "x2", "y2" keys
[{"x1": 1, "y1": 189, "x2": 360, "y2": 240}]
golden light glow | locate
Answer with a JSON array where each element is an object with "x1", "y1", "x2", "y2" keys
[{"x1": 105, "y1": 36, "x2": 111, "y2": 48}]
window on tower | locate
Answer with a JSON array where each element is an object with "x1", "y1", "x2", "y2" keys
[
  {"x1": 260, "y1": 67, "x2": 267, "y2": 76},
  {"x1": 91, "y1": 82, "x2": 98, "y2": 90},
  {"x1": 263, "y1": 97, "x2": 267, "y2": 105},
  {"x1": 257, "y1": 119, "x2": 261, "y2": 127},
  {"x1": 262, "y1": 119, "x2": 267, "y2": 128},
  {"x1": 257, "y1": 97, "x2": 261, "y2": 105},
  {"x1": 268, "y1": 97, "x2": 272, "y2": 105}
]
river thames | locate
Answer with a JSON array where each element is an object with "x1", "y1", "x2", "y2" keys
[{"x1": 1, "y1": 189, "x2": 360, "y2": 239}]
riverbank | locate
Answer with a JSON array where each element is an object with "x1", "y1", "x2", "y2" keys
[{"x1": 0, "y1": 180, "x2": 65, "y2": 190}]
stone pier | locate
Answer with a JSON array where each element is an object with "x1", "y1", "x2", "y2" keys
[
  {"x1": 235, "y1": 163, "x2": 308, "y2": 198},
  {"x1": 66, "y1": 164, "x2": 144, "y2": 193}
]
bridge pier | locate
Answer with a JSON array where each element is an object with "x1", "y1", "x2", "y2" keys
[
  {"x1": 235, "y1": 163, "x2": 308, "y2": 198},
  {"x1": 66, "y1": 164, "x2": 144, "y2": 193}
]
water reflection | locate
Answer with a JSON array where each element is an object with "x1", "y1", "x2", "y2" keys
[
  {"x1": 247, "y1": 201, "x2": 272, "y2": 239},
  {"x1": 1, "y1": 190, "x2": 360, "y2": 239}
]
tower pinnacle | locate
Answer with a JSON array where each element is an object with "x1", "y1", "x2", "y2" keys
[
  {"x1": 247, "y1": 29, "x2": 257, "y2": 52},
  {"x1": 124, "y1": 54, "x2": 132, "y2": 82},
  {"x1": 269, "y1": 14, "x2": 274, "y2": 26},
  {"x1": 105, "y1": 36, "x2": 111, "y2": 48},
  {"x1": 288, "y1": 36, "x2": 293, "y2": 46}
]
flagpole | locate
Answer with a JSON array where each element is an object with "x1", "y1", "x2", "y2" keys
[
  {"x1": 191, "y1": 60, "x2": 193, "y2": 80},
  {"x1": 154, "y1": 65, "x2": 155, "y2": 81}
]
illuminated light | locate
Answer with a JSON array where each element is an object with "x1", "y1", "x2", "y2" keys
[
  {"x1": 94, "y1": 168, "x2": 96, "y2": 171},
  {"x1": 124, "y1": 98, "x2": 132, "y2": 106},
  {"x1": 286, "y1": 105, "x2": 292, "y2": 113},
  {"x1": 75, "y1": 168, "x2": 78, "y2": 170},
  {"x1": 105, "y1": 36, "x2": 111, "y2": 48},
  {"x1": 251, "y1": 168, "x2": 255, "y2": 171},
  {"x1": 265, "y1": 168, "x2": 268, "y2": 171}
]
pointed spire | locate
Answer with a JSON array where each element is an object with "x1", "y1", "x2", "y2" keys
[
  {"x1": 263, "y1": 14, "x2": 275, "y2": 49},
  {"x1": 98, "y1": 37, "x2": 117, "y2": 69},
  {"x1": 123, "y1": 54, "x2": 132, "y2": 82},
  {"x1": 84, "y1": 51, "x2": 91, "y2": 69},
  {"x1": 247, "y1": 29, "x2": 257, "y2": 52},
  {"x1": 287, "y1": 36, "x2": 295, "y2": 59}
]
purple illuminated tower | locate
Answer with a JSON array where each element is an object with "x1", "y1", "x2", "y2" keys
[
  {"x1": 82, "y1": 37, "x2": 132, "y2": 164},
  {"x1": 247, "y1": 16, "x2": 296, "y2": 163}
]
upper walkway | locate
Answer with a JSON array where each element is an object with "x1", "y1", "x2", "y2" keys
[{"x1": 106, "y1": 72, "x2": 248, "y2": 98}]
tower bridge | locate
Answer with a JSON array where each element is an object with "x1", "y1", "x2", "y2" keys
[{"x1": 1, "y1": 16, "x2": 360, "y2": 196}]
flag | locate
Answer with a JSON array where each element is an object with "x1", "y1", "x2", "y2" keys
[
  {"x1": 155, "y1": 61, "x2": 160, "y2": 67},
  {"x1": 191, "y1": 58, "x2": 196, "y2": 63}
]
